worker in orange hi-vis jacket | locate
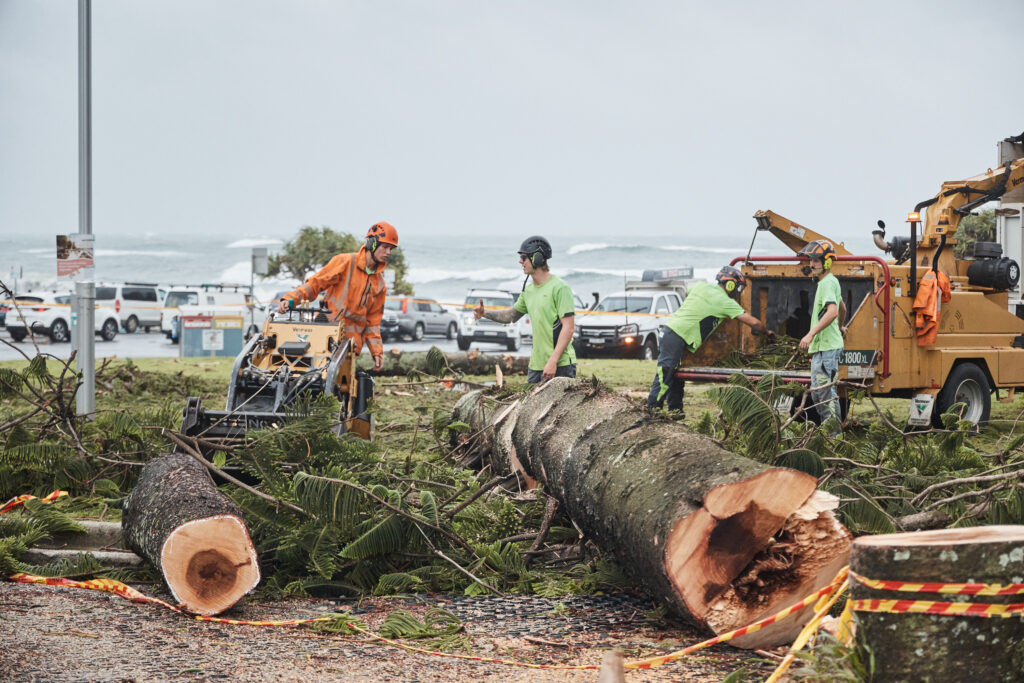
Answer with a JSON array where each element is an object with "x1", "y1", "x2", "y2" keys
[{"x1": 277, "y1": 222, "x2": 398, "y2": 371}]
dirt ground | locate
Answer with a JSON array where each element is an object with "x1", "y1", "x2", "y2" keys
[{"x1": 0, "y1": 581, "x2": 777, "y2": 682}]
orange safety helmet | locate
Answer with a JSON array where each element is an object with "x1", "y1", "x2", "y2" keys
[
  {"x1": 366, "y1": 221, "x2": 399, "y2": 251},
  {"x1": 798, "y1": 240, "x2": 836, "y2": 270}
]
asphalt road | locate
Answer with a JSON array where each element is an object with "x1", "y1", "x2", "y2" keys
[{"x1": 0, "y1": 326, "x2": 532, "y2": 363}]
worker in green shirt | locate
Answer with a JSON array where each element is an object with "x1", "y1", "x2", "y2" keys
[
  {"x1": 474, "y1": 236, "x2": 577, "y2": 383},
  {"x1": 648, "y1": 266, "x2": 770, "y2": 415},
  {"x1": 797, "y1": 240, "x2": 846, "y2": 431}
]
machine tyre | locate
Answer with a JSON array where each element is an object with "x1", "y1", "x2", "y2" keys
[
  {"x1": 125, "y1": 315, "x2": 139, "y2": 334},
  {"x1": 934, "y1": 362, "x2": 991, "y2": 427},
  {"x1": 413, "y1": 323, "x2": 425, "y2": 341},
  {"x1": 446, "y1": 322, "x2": 458, "y2": 340},
  {"x1": 507, "y1": 334, "x2": 522, "y2": 352},
  {"x1": 9, "y1": 328, "x2": 26, "y2": 342},
  {"x1": 457, "y1": 335, "x2": 471, "y2": 351}
]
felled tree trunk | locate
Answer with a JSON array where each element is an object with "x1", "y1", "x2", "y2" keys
[
  {"x1": 359, "y1": 349, "x2": 530, "y2": 376},
  {"x1": 850, "y1": 526, "x2": 1024, "y2": 682},
  {"x1": 122, "y1": 452, "x2": 260, "y2": 616},
  {"x1": 452, "y1": 378, "x2": 851, "y2": 648}
]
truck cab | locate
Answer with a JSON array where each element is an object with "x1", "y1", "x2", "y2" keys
[{"x1": 573, "y1": 268, "x2": 691, "y2": 360}]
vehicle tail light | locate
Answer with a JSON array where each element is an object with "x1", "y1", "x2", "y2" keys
[
  {"x1": 31, "y1": 306, "x2": 49, "y2": 312},
  {"x1": 115, "y1": 299, "x2": 121, "y2": 313},
  {"x1": 402, "y1": 299, "x2": 408, "y2": 314}
]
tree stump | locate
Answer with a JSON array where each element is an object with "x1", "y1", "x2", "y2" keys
[
  {"x1": 122, "y1": 452, "x2": 260, "y2": 616},
  {"x1": 850, "y1": 525, "x2": 1024, "y2": 682},
  {"x1": 452, "y1": 378, "x2": 852, "y2": 648}
]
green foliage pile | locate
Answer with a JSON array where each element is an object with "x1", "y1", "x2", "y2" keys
[
  {"x1": 265, "y1": 225, "x2": 413, "y2": 295},
  {"x1": 715, "y1": 335, "x2": 810, "y2": 371},
  {"x1": 953, "y1": 209, "x2": 996, "y2": 259},
  {"x1": 702, "y1": 373, "x2": 1024, "y2": 534}
]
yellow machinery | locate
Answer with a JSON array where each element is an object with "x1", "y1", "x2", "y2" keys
[
  {"x1": 181, "y1": 300, "x2": 373, "y2": 441},
  {"x1": 677, "y1": 138, "x2": 1024, "y2": 427}
]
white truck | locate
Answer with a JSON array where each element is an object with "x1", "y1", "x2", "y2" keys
[{"x1": 573, "y1": 268, "x2": 692, "y2": 360}]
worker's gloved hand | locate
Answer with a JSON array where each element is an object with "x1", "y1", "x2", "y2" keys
[
  {"x1": 766, "y1": 330, "x2": 777, "y2": 342},
  {"x1": 277, "y1": 299, "x2": 290, "y2": 314},
  {"x1": 473, "y1": 299, "x2": 485, "y2": 320},
  {"x1": 752, "y1": 322, "x2": 767, "y2": 336},
  {"x1": 372, "y1": 354, "x2": 383, "y2": 371}
]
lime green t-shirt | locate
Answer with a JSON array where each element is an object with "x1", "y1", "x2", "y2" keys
[
  {"x1": 514, "y1": 275, "x2": 577, "y2": 371},
  {"x1": 809, "y1": 272, "x2": 843, "y2": 353},
  {"x1": 664, "y1": 281, "x2": 745, "y2": 353}
]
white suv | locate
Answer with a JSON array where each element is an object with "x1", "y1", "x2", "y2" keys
[
  {"x1": 161, "y1": 285, "x2": 258, "y2": 343},
  {"x1": 457, "y1": 289, "x2": 523, "y2": 351},
  {"x1": 5, "y1": 292, "x2": 120, "y2": 343},
  {"x1": 94, "y1": 282, "x2": 164, "y2": 333}
]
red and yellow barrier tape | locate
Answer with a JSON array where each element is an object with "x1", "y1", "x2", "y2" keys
[
  {"x1": 0, "y1": 490, "x2": 68, "y2": 515},
  {"x1": 849, "y1": 570, "x2": 1024, "y2": 618}
]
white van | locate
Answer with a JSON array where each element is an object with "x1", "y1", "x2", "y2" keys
[
  {"x1": 160, "y1": 284, "x2": 258, "y2": 343},
  {"x1": 94, "y1": 282, "x2": 164, "y2": 333}
]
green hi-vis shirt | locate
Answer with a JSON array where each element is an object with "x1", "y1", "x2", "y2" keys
[
  {"x1": 664, "y1": 280, "x2": 745, "y2": 353},
  {"x1": 809, "y1": 272, "x2": 843, "y2": 354},
  {"x1": 514, "y1": 275, "x2": 577, "y2": 371}
]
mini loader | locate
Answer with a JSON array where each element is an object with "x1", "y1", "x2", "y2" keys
[{"x1": 180, "y1": 299, "x2": 374, "y2": 442}]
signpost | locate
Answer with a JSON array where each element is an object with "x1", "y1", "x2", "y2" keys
[{"x1": 75, "y1": 0, "x2": 95, "y2": 418}]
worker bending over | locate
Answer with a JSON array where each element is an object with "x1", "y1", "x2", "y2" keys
[
  {"x1": 278, "y1": 222, "x2": 398, "y2": 371},
  {"x1": 797, "y1": 240, "x2": 846, "y2": 431},
  {"x1": 474, "y1": 236, "x2": 577, "y2": 383},
  {"x1": 647, "y1": 266, "x2": 770, "y2": 416}
]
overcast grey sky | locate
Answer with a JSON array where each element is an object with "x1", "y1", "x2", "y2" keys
[{"x1": 2, "y1": 0, "x2": 1022, "y2": 247}]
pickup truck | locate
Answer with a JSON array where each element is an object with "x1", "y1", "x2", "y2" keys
[{"x1": 573, "y1": 268, "x2": 691, "y2": 360}]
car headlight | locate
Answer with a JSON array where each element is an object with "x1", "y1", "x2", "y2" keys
[
  {"x1": 463, "y1": 314, "x2": 475, "y2": 326},
  {"x1": 617, "y1": 323, "x2": 638, "y2": 337}
]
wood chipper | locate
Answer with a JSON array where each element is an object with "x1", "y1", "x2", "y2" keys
[
  {"x1": 180, "y1": 299, "x2": 375, "y2": 441},
  {"x1": 676, "y1": 140, "x2": 1024, "y2": 427}
]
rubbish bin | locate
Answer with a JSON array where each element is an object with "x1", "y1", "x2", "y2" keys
[{"x1": 179, "y1": 315, "x2": 245, "y2": 358}]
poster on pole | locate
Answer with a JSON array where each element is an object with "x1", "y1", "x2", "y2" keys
[{"x1": 56, "y1": 234, "x2": 95, "y2": 282}]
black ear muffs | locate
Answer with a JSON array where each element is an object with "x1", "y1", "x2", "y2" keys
[
  {"x1": 530, "y1": 252, "x2": 546, "y2": 268},
  {"x1": 367, "y1": 237, "x2": 378, "y2": 252}
]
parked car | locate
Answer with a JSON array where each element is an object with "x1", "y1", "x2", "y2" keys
[
  {"x1": 94, "y1": 282, "x2": 164, "y2": 333},
  {"x1": 161, "y1": 284, "x2": 257, "y2": 343},
  {"x1": 385, "y1": 297, "x2": 459, "y2": 341},
  {"x1": 573, "y1": 274, "x2": 688, "y2": 360},
  {"x1": 5, "y1": 292, "x2": 119, "y2": 343},
  {"x1": 456, "y1": 289, "x2": 523, "y2": 351},
  {"x1": 381, "y1": 308, "x2": 401, "y2": 342},
  {"x1": 1, "y1": 294, "x2": 46, "y2": 328}
]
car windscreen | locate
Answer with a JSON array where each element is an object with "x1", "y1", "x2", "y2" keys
[
  {"x1": 384, "y1": 299, "x2": 402, "y2": 311},
  {"x1": 464, "y1": 296, "x2": 514, "y2": 309},
  {"x1": 95, "y1": 287, "x2": 117, "y2": 300},
  {"x1": 593, "y1": 296, "x2": 652, "y2": 313},
  {"x1": 165, "y1": 292, "x2": 199, "y2": 307}
]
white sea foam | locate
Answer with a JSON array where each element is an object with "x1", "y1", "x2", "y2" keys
[
  {"x1": 565, "y1": 242, "x2": 759, "y2": 255},
  {"x1": 226, "y1": 238, "x2": 283, "y2": 248},
  {"x1": 406, "y1": 266, "x2": 522, "y2": 283},
  {"x1": 95, "y1": 249, "x2": 190, "y2": 257}
]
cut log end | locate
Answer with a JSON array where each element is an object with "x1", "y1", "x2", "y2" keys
[
  {"x1": 854, "y1": 524, "x2": 1024, "y2": 547},
  {"x1": 161, "y1": 515, "x2": 260, "y2": 616},
  {"x1": 665, "y1": 471, "x2": 851, "y2": 648}
]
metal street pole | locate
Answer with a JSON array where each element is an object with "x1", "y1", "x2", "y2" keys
[{"x1": 76, "y1": 0, "x2": 95, "y2": 418}]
